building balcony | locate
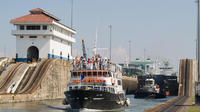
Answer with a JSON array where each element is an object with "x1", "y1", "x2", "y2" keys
[
  {"x1": 12, "y1": 30, "x2": 52, "y2": 36},
  {"x1": 12, "y1": 30, "x2": 75, "y2": 43}
]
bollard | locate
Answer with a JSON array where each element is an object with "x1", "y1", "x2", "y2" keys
[{"x1": 195, "y1": 82, "x2": 200, "y2": 104}]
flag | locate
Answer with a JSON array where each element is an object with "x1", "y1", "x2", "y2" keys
[{"x1": 80, "y1": 74, "x2": 85, "y2": 81}]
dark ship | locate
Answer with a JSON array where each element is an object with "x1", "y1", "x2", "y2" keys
[{"x1": 134, "y1": 75, "x2": 178, "y2": 99}]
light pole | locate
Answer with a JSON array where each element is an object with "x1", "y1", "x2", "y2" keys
[
  {"x1": 71, "y1": 0, "x2": 73, "y2": 28},
  {"x1": 128, "y1": 40, "x2": 131, "y2": 63},
  {"x1": 196, "y1": 0, "x2": 200, "y2": 104},
  {"x1": 109, "y1": 25, "x2": 112, "y2": 61},
  {"x1": 198, "y1": 0, "x2": 200, "y2": 81}
]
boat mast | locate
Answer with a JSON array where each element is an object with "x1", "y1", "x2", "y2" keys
[
  {"x1": 81, "y1": 39, "x2": 87, "y2": 60},
  {"x1": 93, "y1": 29, "x2": 98, "y2": 56}
]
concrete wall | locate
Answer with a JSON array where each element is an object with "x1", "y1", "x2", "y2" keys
[
  {"x1": 122, "y1": 76, "x2": 138, "y2": 94},
  {"x1": 178, "y1": 59, "x2": 198, "y2": 97},
  {"x1": 0, "y1": 59, "x2": 71, "y2": 103}
]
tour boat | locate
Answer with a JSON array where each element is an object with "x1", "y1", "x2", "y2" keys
[{"x1": 63, "y1": 60, "x2": 130, "y2": 110}]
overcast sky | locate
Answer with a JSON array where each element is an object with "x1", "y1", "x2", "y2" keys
[{"x1": 0, "y1": 0, "x2": 197, "y2": 68}]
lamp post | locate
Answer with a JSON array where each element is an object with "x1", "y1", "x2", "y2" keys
[
  {"x1": 71, "y1": 0, "x2": 73, "y2": 28},
  {"x1": 198, "y1": 0, "x2": 200, "y2": 81},
  {"x1": 109, "y1": 25, "x2": 112, "y2": 61},
  {"x1": 196, "y1": 0, "x2": 200, "y2": 104},
  {"x1": 128, "y1": 40, "x2": 131, "y2": 63}
]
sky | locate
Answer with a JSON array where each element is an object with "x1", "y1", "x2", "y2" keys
[{"x1": 0, "y1": 0, "x2": 197, "y2": 69}]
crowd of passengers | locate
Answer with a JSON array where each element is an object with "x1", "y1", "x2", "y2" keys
[{"x1": 73, "y1": 55, "x2": 111, "y2": 70}]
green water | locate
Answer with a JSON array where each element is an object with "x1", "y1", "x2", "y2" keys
[{"x1": 0, "y1": 95, "x2": 175, "y2": 112}]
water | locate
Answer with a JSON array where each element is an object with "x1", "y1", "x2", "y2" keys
[{"x1": 0, "y1": 95, "x2": 175, "y2": 112}]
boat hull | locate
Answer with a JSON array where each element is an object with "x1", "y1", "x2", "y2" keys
[
  {"x1": 134, "y1": 88, "x2": 166, "y2": 99},
  {"x1": 64, "y1": 90, "x2": 127, "y2": 110}
]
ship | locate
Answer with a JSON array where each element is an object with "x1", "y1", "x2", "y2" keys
[
  {"x1": 134, "y1": 75, "x2": 166, "y2": 99},
  {"x1": 63, "y1": 39, "x2": 130, "y2": 110}
]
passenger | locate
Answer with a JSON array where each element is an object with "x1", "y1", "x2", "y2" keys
[
  {"x1": 107, "y1": 59, "x2": 110, "y2": 69},
  {"x1": 105, "y1": 59, "x2": 108, "y2": 70},
  {"x1": 92, "y1": 58, "x2": 96, "y2": 70},
  {"x1": 102, "y1": 59, "x2": 105, "y2": 70},
  {"x1": 80, "y1": 57, "x2": 83, "y2": 69},
  {"x1": 99, "y1": 58, "x2": 102, "y2": 70},
  {"x1": 83, "y1": 58, "x2": 87, "y2": 69}
]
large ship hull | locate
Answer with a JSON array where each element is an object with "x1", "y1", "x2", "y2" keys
[{"x1": 64, "y1": 90, "x2": 128, "y2": 110}]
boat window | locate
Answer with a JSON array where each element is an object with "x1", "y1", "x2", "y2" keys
[
  {"x1": 88, "y1": 72, "x2": 92, "y2": 77},
  {"x1": 81, "y1": 86, "x2": 86, "y2": 90},
  {"x1": 107, "y1": 87, "x2": 110, "y2": 92},
  {"x1": 69, "y1": 86, "x2": 72, "y2": 90},
  {"x1": 93, "y1": 72, "x2": 97, "y2": 77},
  {"x1": 94, "y1": 87, "x2": 98, "y2": 90},
  {"x1": 102, "y1": 87, "x2": 107, "y2": 92},
  {"x1": 108, "y1": 72, "x2": 112, "y2": 77},
  {"x1": 77, "y1": 72, "x2": 81, "y2": 77},
  {"x1": 75, "y1": 86, "x2": 78, "y2": 89},
  {"x1": 83, "y1": 72, "x2": 86, "y2": 76},
  {"x1": 145, "y1": 80, "x2": 153, "y2": 85},
  {"x1": 72, "y1": 72, "x2": 76, "y2": 78},
  {"x1": 88, "y1": 86, "x2": 93, "y2": 90},
  {"x1": 118, "y1": 80, "x2": 122, "y2": 85},
  {"x1": 98, "y1": 72, "x2": 102, "y2": 77},
  {"x1": 110, "y1": 88, "x2": 114, "y2": 93},
  {"x1": 103, "y1": 72, "x2": 107, "y2": 77}
]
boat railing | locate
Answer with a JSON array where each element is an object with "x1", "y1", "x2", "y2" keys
[
  {"x1": 69, "y1": 85, "x2": 116, "y2": 94},
  {"x1": 73, "y1": 62, "x2": 111, "y2": 71}
]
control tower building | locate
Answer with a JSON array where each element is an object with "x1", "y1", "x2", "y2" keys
[{"x1": 10, "y1": 8, "x2": 76, "y2": 62}]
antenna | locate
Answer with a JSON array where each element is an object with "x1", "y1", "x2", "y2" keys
[
  {"x1": 109, "y1": 25, "x2": 112, "y2": 61},
  {"x1": 93, "y1": 28, "x2": 98, "y2": 56},
  {"x1": 144, "y1": 48, "x2": 146, "y2": 60},
  {"x1": 71, "y1": 0, "x2": 73, "y2": 28},
  {"x1": 128, "y1": 40, "x2": 131, "y2": 63}
]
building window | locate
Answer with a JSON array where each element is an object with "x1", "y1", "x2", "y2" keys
[
  {"x1": 27, "y1": 25, "x2": 40, "y2": 30},
  {"x1": 43, "y1": 25, "x2": 47, "y2": 30},
  {"x1": 20, "y1": 36, "x2": 24, "y2": 38},
  {"x1": 29, "y1": 36, "x2": 37, "y2": 38},
  {"x1": 20, "y1": 25, "x2": 24, "y2": 30}
]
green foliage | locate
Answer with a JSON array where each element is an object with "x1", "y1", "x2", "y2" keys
[{"x1": 188, "y1": 106, "x2": 200, "y2": 112}]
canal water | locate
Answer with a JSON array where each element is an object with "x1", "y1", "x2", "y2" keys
[{"x1": 0, "y1": 95, "x2": 174, "y2": 112}]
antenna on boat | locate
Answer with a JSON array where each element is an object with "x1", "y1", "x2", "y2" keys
[
  {"x1": 81, "y1": 38, "x2": 87, "y2": 60},
  {"x1": 93, "y1": 28, "x2": 98, "y2": 56}
]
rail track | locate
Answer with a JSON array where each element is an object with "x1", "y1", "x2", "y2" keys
[
  {"x1": 160, "y1": 96, "x2": 188, "y2": 112},
  {"x1": 0, "y1": 63, "x2": 23, "y2": 94},
  {"x1": 18, "y1": 59, "x2": 55, "y2": 94}
]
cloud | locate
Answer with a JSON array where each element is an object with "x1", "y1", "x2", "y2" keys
[{"x1": 112, "y1": 46, "x2": 128, "y2": 63}]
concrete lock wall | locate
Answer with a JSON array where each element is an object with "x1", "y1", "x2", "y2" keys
[
  {"x1": 178, "y1": 59, "x2": 198, "y2": 97},
  {"x1": 0, "y1": 59, "x2": 71, "y2": 103},
  {"x1": 122, "y1": 76, "x2": 138, "y2": 94}
]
